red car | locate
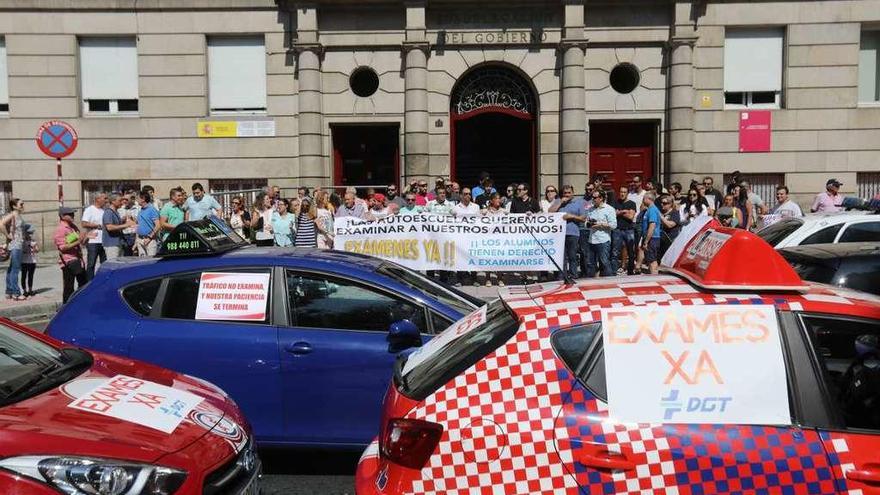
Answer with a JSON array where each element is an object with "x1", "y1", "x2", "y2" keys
[
  {"x1": 356, "y1": 221, "x2": 880, "y2": 495},
  {"x1": 0, "y1": 318, "x2": 260, "y2": 495}
]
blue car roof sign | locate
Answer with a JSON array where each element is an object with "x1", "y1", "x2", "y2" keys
[{"x1": 157, "y1": 217, "x2": 248, "y2": 258}]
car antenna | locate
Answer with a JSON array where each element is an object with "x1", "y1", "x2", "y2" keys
[{"x1": 524, "y1": 217, "x2": 575, "y2": 285}]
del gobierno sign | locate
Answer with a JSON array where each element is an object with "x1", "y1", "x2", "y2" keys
[{"x1": 333, "y1": 213, "x2": 566, "y2": 272}]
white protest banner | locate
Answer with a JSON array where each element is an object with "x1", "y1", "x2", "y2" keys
[
  {"x1": 334, "y1": 213, "x2": 566, "y2": 272},
  {"x1": 68, "y1": 375, "x2": 203, "y2": 433},
  {"x1": 601, "y1": 305, "x2": 790, "y2": 425},
  {"x1": 402, "y1": 304, "x2": 488, "y2": 375},
  {"x1": 195, "y1": 272, "x2": 270, "y2": 321}
]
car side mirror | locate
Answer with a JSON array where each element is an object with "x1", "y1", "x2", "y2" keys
[{"x1": 387, "y1": 320, "x2": 422, "y2": 354}]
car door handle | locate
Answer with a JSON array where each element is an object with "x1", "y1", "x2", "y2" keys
[
  {"x1": 285, "y1": 342, "x2": 313, "y2": 355},
  {"x1": 580, "y1": 452, "x2": 636, "y2": 472},
  {"x1": 847, "y1": 466, "x2": 880, "y2": 484}
]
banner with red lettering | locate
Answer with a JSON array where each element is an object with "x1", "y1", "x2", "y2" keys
[
  {"x1": 67, "y1": 375, "x2": 204, "y2": 433},
  {"x1": 601, "y1": 305, "x2": 790, "y2": 425},
  {"x1": 195, "y1": 272, "x2": 270, "y2": 321}
]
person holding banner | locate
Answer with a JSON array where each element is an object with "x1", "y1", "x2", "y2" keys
[
  {"x1": 549, "y1": 185, "x2": 587, "y2": 281},
  {"x1": 399, "y1": 192, "x2": 423, "y2": 214},
  {"x1": 451, "y1": 188, "x2": 480, "y2": 217},
  {"x1": 425, "y1": 188, "x2": 454, "y2": 215}
]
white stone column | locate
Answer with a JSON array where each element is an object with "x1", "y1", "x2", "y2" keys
[
  {"x1": 295, "y1": 45, "x2": 325, "y2": 183},
  {"x1": 404, "y1": 43, "x2": 430, "y2": 181},
  {"x1": 559, "y1": 41, "x2": 588, "y2": 187},
  {"x1": 668, "y1": 39, "x2": 696, "y2": 177}
]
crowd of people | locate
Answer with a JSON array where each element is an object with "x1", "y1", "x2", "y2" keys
[{"x1": 0, "y1": 171, "x2": 855, "y2": 303}]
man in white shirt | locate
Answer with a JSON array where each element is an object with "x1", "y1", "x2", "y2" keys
[
  {"x1": 762, "y1": 185, "x2": 804, "y2": 229},
  {"x1": 452, "y1": 188, "x2": 480, "y2": 216},
  {"x1": 81, "y1": 193, "x2": 107, "y2": 281},
  {"x1": 626, "y1": 174, "x2": 647, "y2": 213}
]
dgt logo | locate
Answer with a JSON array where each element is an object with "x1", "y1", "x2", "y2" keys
[{"x1": 661, "y1": 389, "x2": 733, "y2": 420}]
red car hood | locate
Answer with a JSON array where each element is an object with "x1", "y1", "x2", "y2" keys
[{"x1": 0, "y1": 349, "x2": 245, "y2": 464}]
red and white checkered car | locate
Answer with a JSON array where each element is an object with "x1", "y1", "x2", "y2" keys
[{"x1": 356, "y1": 220, "x2": 880, "y2": 495}]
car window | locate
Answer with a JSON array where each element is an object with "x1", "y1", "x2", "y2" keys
[
  {"x1": 801, "y1": 315, "x2": 880, "y2": 431},
  {"x1": 800, "y1": 224, "x2": 844, "y2": 245},
  {"x1": 160, "y1": 269, "x2": 271, "y2": 323},
  {"x1": 550, "y1": 324, "x2": 601, "y2": 374},
  {"x1": 835, "y1": 258, "x2": 880, "y2": 295},
  {"x1": 286, "y1": 272, "x2": 427, "y2": 333},
  {"x1": 122, "y1": 279, "x2": 162, "y2": 316},
  {"x1": 757, "y1": 218, "x2": 803, "y2": 246},
  {"x1": 430, "y1": 311, "x2": 452, "y2": 334},
  {"x1": 838, "y1": 222, "x2": 880, "y2": 243},
  {"x1": 783, "y1": 255, "x2": 838, "y2": 285},
  {"x1": 375, "y1": 263, "x2": 479, "y2": 313}
]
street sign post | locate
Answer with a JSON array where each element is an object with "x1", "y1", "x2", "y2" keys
[{"x1": 36, "y1": 120, "x2": 78, "y2": 207}]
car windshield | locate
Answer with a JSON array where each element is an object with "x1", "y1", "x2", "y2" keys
[
  {"x1": 757, "y1": 218, "x2": 804, "y2": 246},
  {"x1": 376, "y1": 263, "x2": 480, "y2": 314},
  {"x1": 0, "y1": 323, "x2": 92, "y2": 407}
]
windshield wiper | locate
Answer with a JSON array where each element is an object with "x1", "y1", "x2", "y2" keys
[{"x1": 0, "y1": 348, "x2": 93, "y2": 405}]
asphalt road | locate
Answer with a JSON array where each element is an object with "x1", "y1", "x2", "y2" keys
[{"x1": 259, "y1": 448, "x2": 359, "y2": 494}]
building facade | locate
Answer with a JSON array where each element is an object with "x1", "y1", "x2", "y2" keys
[{"x1": 1, "y1": 0, "x2": 880, "y2": 224}]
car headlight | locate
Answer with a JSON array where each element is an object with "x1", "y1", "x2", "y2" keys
[{"x1": 0, "y1": 456, "x2": 186, "y2": 495}]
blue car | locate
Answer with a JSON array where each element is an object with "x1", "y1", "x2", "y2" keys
[{"x1": 46, "y1": 220, "x2": 478, "y2": 449}]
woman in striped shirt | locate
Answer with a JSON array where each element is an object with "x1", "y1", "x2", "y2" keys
[{"x1": 295, "y1": 197, "x2": 330, "y2": 247}]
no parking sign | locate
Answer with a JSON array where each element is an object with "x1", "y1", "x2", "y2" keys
[
  {"x1": 36, "y1": 120, "x2": 78, "y2": 206},
  {"x1": 36, "y1": 120, "x2": 78, "y2": 158}
]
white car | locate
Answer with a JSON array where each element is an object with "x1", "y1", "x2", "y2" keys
[{"x1": 757, "y1": 210, "x2": 880, "y2": 248}]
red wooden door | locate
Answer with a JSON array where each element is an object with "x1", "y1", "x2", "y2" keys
[{"x1": 589, "y1": 146, "x2": 652, "y2": 193}]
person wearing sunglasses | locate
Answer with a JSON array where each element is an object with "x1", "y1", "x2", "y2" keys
[
  {"x1": 509, "y1": 183, "x2": 541, "y2": 214},
  {"x1": 611, "y1": 185, "x2": 637, "y2": 275},
  {"x1": 541, "y1": 186, "x2": 558, "y2": 213},
  {"x1": 702, "y1": 176, "x2": 722, "y2": 211},
  {"x1": 680, "y1": 187, "x2": 710, "y2": 224},
  {"x1": 399, "y1": 193, "x2": 423, "y2": 214},
  {"x1": 658, "y1": 194, "x2": 682, "y2": 259},
  {"x1": 549, "y1": 185, "x2": 587, "y2": 281},
  {"x1": 386, "y1": 184, "x2": 406, "y2": 209}
]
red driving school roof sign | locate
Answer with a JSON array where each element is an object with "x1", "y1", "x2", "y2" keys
[
  {"x1": 664, "y1": 219, "x2": 807, "y2": 292},
  {"x1": 36, "y1": 120, "x2": 78, "y2": 158}
]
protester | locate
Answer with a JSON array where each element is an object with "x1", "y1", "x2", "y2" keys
[
  {"x1": 295, "y1": 197, "x2": 330, "y2": 248},
  {"x1": 102, "y1": 193, "x2": 136, "y2": 260},
  {"x1": 452, "y1": 188, "x2": 480, "y2": 216},
  {"x1": 77, "y1": 193, "x2": 106, "y2": 280},
  {"x1": 426, "y1": 188, "x2": 455, "y2": 215},
  {"x1": 510, "y1": 183, "x2": 541, "y2": 213},
  {"x1": 592, "y1": 175, "x2": 614, "y2": 204},
  {"x1": 612, "y1": 185, "x2": 637, "y2": 275},
  {"x1": 135, "y1": 191, "x2": 161, "y2": 256},
  {"x1": 628, "y1": 175, "x2": 647, "y2": 212},
  {"x1": 703, "y1": 176, "x2": 722, "y2": 210},
  {"x1": 680, "y1": 187, "x2": 710, "y2": 225},
  {"x1": 659, "y1": 194, "x2": 682, "y2": 259},
  {"x1": 585, "y1": 190, "x2": 617, "y2": 277},
  {"x1": 369, "y1": 193, "x2": 391, "y2": 219},
  {"x1": 541, "y1": 185, "x2": 558, "y2": 213},
  {"x1": 769, "y1": 186, "x2": 803, "y2": 218},
  {"x1": 336, "y1": 191, "x2": 368, "y2": 219},
  {"x1": 386, "y1": 184, "x2": 406, "y2": 208},
  {"x1": 549, "y1": 185, "x2": 587, "y2": 281},
  {"x1": 449, "y1": 182, "x2": 461, "y2": 203},
  {"x1": 730, "y1": 183, "x2": 753, "y2": 230},
  {"x1": 399, "y1": 192, "x2": 423, "y2": 214},
  {"x1": 227, "y1": 195, "x2": 251, "y2": 240},
  {"x1": 185, "y1": 182, "x2": 221, "y2": 221},
  {"x1": 640, "y1": 192, "x2": 662, "y2": 275},
  {"x1": 314, "y1": 190, "x2": 335, "y2": 249},
  {"x1": 415, "y1": 180, "x2": 429, "y2": 206},
  {"x1": 577, "y1": 184, "x2": 595, "y2": 277},
  {"x1": 717, "y1": 194, "x2": 742, "y2": 228},
  {"x1": 0, "y1": 198, "x2": 25, "y2": 300},
  {"x1": 251, "y1": 192, "x2": 275, "y2": 247},
  {"x1": 53, "y1": 207, "x2": 87, "y2": 303},
  {"x1": 472, "y1": 172, "x2": 495, "y2": 199},
  {"x1": 20, "y1": 224, "x2": 38, "y2": 298},
  {"x1": 740, "y1": 180, "x2": 765, "y2": 229},
  {"x1": 668, "y1": 182, "x2": 683, "y2": 206},
  {"x1": 143, "y1": 185, "x2": 161, "y2": 210},
  {"x1": 811, "y1": 178, "x2": 845, "y2": 213},
  {"x1": 158, "y1": 187, "x2": 186, "y2": 242},
  {"x1": 119, "y1": 193, "x2": 139, "y2": 256},
  {"x1": 298, "y1": 186, "x2": 310, "y2": 201},
  {"x1": 271, "y1": 198, "x2": 296, "y2": 247}
]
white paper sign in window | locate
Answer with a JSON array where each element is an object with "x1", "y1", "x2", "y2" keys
[
  {"x1": 601, "y1": 305, "x2": 790, "y2": 425},
  {"x1": 195, "y1": 272, "x2": 270, "y2": 321}
]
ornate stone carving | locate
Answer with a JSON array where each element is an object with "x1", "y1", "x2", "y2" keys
[{"x1": 451, "y1": 67, "x2": 534, "y2": 116}]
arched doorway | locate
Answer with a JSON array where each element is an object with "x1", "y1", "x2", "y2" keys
[{"x1": 450, "y1": 65, "x2": 537, "y2": 191}]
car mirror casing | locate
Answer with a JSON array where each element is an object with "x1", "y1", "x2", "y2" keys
[{"x1": 387, "y1": 320, "x2": 422, "y2": 353}]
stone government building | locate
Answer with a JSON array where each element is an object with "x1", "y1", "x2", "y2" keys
[{"x1": 1, "y1": 0, "x2": 880, "y2": 223}]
